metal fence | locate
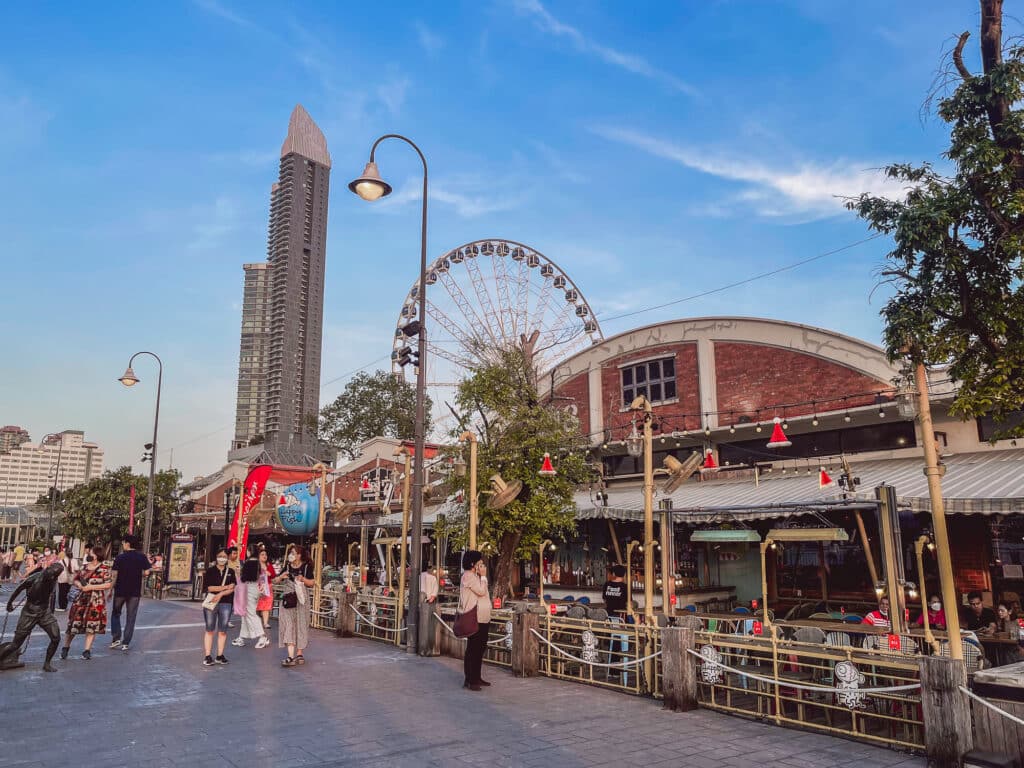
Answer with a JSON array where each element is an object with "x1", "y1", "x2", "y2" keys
[
  {"x1": 687, "y1": 629, "x2": 925, "y2": 751},
  {"x1": 351, "y1": 591, "x2": 404, "y2": 642},
  {"x1": 535, "y1": 614, "x2": 653, "y2": 695},
  {"x1": 484, "y1": 609, "x2": 514, "y2": 668}
]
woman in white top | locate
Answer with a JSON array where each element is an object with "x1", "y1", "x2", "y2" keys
[
  {"x1": 458, "y1": 550, "x2": 492, "y2": 691},
  {"x1": 56, "y1": 549, "x2": 79, "y2": 611}
]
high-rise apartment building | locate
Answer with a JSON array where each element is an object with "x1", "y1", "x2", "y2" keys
[
  {"x1": 231, "y1": 105, "x2": 330, "y2": 462},
  {"x1": 0, "y1": 430, "x2": 104, "y2": 506},
  {"x1": 232, "y1": 262, "x2": 270, "y2": 450},
  {"x1": 0, "y1": 426, "x2": 30, "y2": 454}
]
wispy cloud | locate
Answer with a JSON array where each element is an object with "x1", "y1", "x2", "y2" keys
[
  {"x1": 414, "y1": 21, "x2": 444, "y2": 56},
  {"x1": 511, "y1": 0, "x2": 697, "y2": 97},
  {"x1": 192, "y1": 0, "x2": 258, "y2": 31},
  {"x1": 531, "y1": 141, "x2": 587, "y2": 184},
  {"x1": 376, "y1": 77, "x2": 410, "y2": 116},
  {"x1": 592, "y1": 126, "x2": 908, "y2": 220},
  {"x1": 373, "y1": 176, "x2": 524, "y2": 218}
]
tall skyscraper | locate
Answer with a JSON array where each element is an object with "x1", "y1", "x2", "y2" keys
[
  {"x1": 232, "y1": 105, "x2": 331, "y2": 463},
  {"x1": 232, "y1": 262, "x2": 269, "y2": 450}
]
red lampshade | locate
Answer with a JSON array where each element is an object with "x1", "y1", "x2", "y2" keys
[
  {"x1": 819, "y1": 467, "x2": 834, "y2": 488},
  {"x1": 538, "y1": 452, "x2": 556, "y2": 476},
  {"x1": 360, "y1": 478, "x2": 371, "y2": 491},
  {"x1": 766, "y1": 417, "x2": 792, "y2": 448},
  {"x1": 701, "y1": 449, "x2": 719, "y2": 472}
]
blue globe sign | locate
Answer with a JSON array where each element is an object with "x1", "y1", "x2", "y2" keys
[{"x1": 276, "y1": 481, "x2": 320, "y2": 536}]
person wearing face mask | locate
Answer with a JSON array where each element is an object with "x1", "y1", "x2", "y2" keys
[
  {"x1": 273, "y1": 545, "x2": 314, "y2": 667},
  {"x1": 60, "y1": 547, "x2": 112, "y2": 660},
  {"x1": 202, "y1": 549, "x2": 237, "y2": 666},
  {"x1": 914, "y1": 595, "x2": 947, "y2": 630},
  {"x1": 862, "y1": 596, "x2": 892, "y2": 629}
]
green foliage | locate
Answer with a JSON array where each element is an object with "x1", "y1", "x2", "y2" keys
[
  {"x1": 848, "y1": 17, "x2": 1024, "y2": 436},
  {"x1": 448, "y1": 347, "x2": 591, "y2": 594},
  {"x1": 318, "y1": 370, "x2": 432, "y2": 460},
  {"x1": 57, "y1": 466, "x2": 181, "y2": 548}
]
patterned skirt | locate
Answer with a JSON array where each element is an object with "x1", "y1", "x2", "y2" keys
[{"x1": 68, "y1": 595, "x2": 107, "y2": 636}]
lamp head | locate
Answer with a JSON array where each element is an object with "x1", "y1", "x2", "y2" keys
[
  {"x1": 118, "y1": 366, "x2": 140, "y2": 387},
  {"x1": 348, "y1": 161, "x2": 392, "y2": 201}
]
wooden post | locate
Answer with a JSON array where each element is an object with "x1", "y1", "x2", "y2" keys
[
  {"x1": 919, "y1": 656, "x2": 973, "y2": 766},
  {"x1": 662, "y1": 626, "x2": 698, "y2": 712},
  {"x1": 417, "y1": 600, "x2": 440, "y2": 656},
  {"x1": 512, "y1": 609, "x2": 539, "y2": 678},
  {"x1": 335, "y1": 592, "x2": 356, "y2": 638}
]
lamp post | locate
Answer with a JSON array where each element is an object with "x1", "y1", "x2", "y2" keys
[
  {"x1": 39, "y1": 432, "x2": 65, "y2": 543},
  {"x1": 458, "y1": 431, "x2": 478, "y2": 549},
  {"x1": 899, "y1": 361, "x2": 964, "y2": 659},
  {"x1": 627, "y1": 396, "x2": 655, "y2": 619},
  {"x1": 222, "y1": 481, "x2": 240, "y2": 549},
  {"x1": 625, "y1": 540, "x2": 640, "y2": 618},
  {"x1": 119, "y1": 351, "x2": 163, "y2": 557},
  {"x1": 538, "y1": 539, "x2": 555, "y2": 609},
  {"x1": 350, "y1": 135, "x2": 429, "y2": 654},
  {"x1": 914, "y1": 534, "x2": 940, "y2": 655},
  {"x1": 396, "y1": 447, "x2": 412, "y2": 646}
]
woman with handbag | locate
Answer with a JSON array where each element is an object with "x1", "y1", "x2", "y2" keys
[
  {"x1": 458, "y1": 550, "x2": 492, "y2": 691},
  {"x1": 274, "y1": 545, "x2": 313, "y2": 667},
  {"x1": 60, "y1": 547, "x2": 111, "y2": 660},
  {"x1": 201, "y1": 548, "x2": 236, "y2": 666}
]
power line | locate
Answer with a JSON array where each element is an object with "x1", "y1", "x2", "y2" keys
[{"x1": 596, "y1": 233, "x2": 884, "y2": 324}]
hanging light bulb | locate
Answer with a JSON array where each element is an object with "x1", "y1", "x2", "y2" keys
[
  {"x1": 878, "y1": 406, "x2": 886, "y2": 418},
  {"x1": 625, "y1": 422, "x2": 643, "y2": 458},
  {"x1": 756, "y1": 423, "x2": 763, "y2": 433},
  {"x1": 704, "y1": 425, "x2": 711, "y2": 437},
  {"x1": 729, "y1": 424, "x2": 736, "y2": 434},
  {"x1": 844, "y1": 412, "x2": 852, "y2": 423},
  {"x1": 812, "y1": 415, "x2": 819, "y2": 427}
]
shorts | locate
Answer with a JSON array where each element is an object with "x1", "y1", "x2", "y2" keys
[{"x1": 203, "y1": 602, "x2": 232, "y2": 633}]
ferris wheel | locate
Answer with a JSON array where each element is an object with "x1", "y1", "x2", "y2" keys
[{"x1": 392, "y1": 239, "x2": 604, "y2": 387}]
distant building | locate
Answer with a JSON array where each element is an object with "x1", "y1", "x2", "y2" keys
[
  {"x1": 231, "y1": 105, "x2": 331, "y2": 465},
  {"x1": 0, "y1": 430, "x2": 104, "y2": 506},
  {"x1": 0, "y1": 425, "x2": 30, "y2": 454}
]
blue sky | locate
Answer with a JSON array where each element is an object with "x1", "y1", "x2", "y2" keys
[{"x1": 0, "y1": 0, "x2": 994, "y2": 482}]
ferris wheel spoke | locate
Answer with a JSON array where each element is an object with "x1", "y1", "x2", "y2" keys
[
  {"x1": 426, "y1": 301, "x2": 483, "y2": 359},
  {"x1": 536, "y1": 301, "x2": 579, "y2": 359},
  {"x1": 438, "y1": 270, "x2": 501, "y2": 350},
  {"x1": 514, "y1": 253, "x2": 530, "y2": 340},
  {"x1": 464, "y1": 255, "x2": 503, "y2": 341},
  {"x1": 491, "y1": 251, "x2": 515, "y2": 341}
]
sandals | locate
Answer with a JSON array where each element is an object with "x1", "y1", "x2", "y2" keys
[
  {"x1": 295, "y1": 655, "x2": 305, "y2": 665},
  {"x1": 281, "y1": 656, "x2": 297, "y2": 667}
]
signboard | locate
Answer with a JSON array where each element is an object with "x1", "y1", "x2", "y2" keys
[
  {"x1": 492, "y1": 597, "x2": 502, "y2": 609},
  {"x1": 669, "y1": 594, "x2": 678, "y2": 606},
  {"x1": 887, "y1": 634, "x2": 901, "y2": 651},
  {"x1": 166, "y1": 534, "x2": 195, "y2": 585},
  {"x1": 752, "y1": 620, "x2": 763, "y2": 636}
]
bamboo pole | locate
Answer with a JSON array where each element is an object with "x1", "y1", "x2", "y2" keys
[
  {"x1": 313, "y1": 464, "x2": 327, "y2": 622},
  {"x1": 396, "y1": 450, "x2": 412, "y2": 646}
]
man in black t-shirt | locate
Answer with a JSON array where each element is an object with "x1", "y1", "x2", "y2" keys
[
  {"x1": 603, "y1": 564, "x2": 628, "y2": 617},
  {"x1": 964, "y1": 590, "x2": 998, "y2": 634},
  {"x1": 109, "y1": 535, "x2": 151, "y2": 652}
]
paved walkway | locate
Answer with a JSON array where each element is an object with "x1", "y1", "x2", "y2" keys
[{"x1": 0, "y1": 597, "x2": 925, "y2": 767}]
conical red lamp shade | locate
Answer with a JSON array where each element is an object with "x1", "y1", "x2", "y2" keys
[
  {"x1": 702, "y1": 449, "x2": 719, "y2": 472},
  {"x1": 819, "y1": 468, "x2": 834, "y2": 488},
  {"x1": 538, "y1": 452, "x2": 557, "y2": 476},
  {"x1": 766, "y1": 417, "x2": 792, "y2": 448},
  {"x1": 360, "y1": 478, "x2": 371, "y2": 491}
]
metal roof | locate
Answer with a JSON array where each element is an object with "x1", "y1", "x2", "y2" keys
[{"x1": 575, "y1": 448, "x2": 1024, "y2": 522}]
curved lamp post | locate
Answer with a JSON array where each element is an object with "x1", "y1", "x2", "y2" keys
[
  {"x1": 39, "y1": 432, "x2": 65, "y2": 542},
  {"x1": 119, "y1": 351, "x2": 163, "y2": 556},
  {"x1": 350, "y1": 135, "x2": 428, "y2": 655},
  {"x1": 538, "y1": 540, "x2": 556, "y2": 610}
]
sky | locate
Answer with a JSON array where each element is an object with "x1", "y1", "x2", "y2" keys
[{"x1": 0, "y1": 0, "x2": 996, "y2": 484}]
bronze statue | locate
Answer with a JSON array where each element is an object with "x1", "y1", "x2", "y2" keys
[{"x1": 1, "y1": 563, "x2": 63, "y2": 672}]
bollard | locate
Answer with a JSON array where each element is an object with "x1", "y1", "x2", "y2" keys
[
  {"x1": 919, "y1": 655, "x2": 973, "y2": 767},
  {"x1": 418, "y1": 601, "x2": 440, "y2": 656},
  {"x1": 335, "y1": 592, "x2": 356, "y2": 638},
  {"x1": 512, "y1": 608, "x2": 539, "y2": 678},
  {"x1": 661, "y1": 626, "x2": 698, "y2": 712}
]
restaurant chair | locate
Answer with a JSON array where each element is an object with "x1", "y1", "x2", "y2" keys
[
  {"x1": 841, "y1": 614, "x2": 863, "y2": 623},
  {"x1": 677, "y1": 615, "x2": 703, "y2": 630},
  {"x1": 562, "y1": 595, "x2": 575, "y2": 602},
  {"x1": 656, "y1": 614, "x2": 670, "y2": 628},
  {"x1": 577, "y1": 596, "x2": 591, "y2": 605},
  {"x1": 566, "y1": 605, "x2": 587, "y2": 620},
  {"x1": 808, "y1": 612, "x2": 833, "y2": 620},
  {"x1": 938, "y1": 638, "x2": 986, "y2": 672},
  {"x1": 732, "y1": 606, "x2": 751, "y2": 614},
  {"x1": 825, "y1": 631, "x2": 853, "y2": 648},
  {"x1": 586, "y1": 607, "x2": 609, "y2": 622},
  {"x1": 682, "y1": 604, "x2": 697, "y2": 612}
]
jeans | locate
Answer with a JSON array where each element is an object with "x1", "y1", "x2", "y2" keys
[
  {"x1": 203, "y1": 602, "x2": 232, "y2": 633},
  {"x1": 58, "y1": 583, "x2": 71, "y2": 610},
  {"x1": 111, "y1": 596, "x2": 141, "y2": 646},
  {"x1": 463, "y1": 622, "x2": 490, "y2": 684}
]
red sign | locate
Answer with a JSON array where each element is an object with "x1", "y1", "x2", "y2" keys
[
  {"x1": 888, "y1": 634, "x2": 901, "y2": 651},
  {"x1": 439, "y1": 578, "x2": 445, "y2": 587},
  {"x1": 751, "y1": 599, "x2": 758, "y2": 610},
  {"x1": 669, "y1": 594, "x2": 678, "y2": 606},
  {"x1": 229, "y1": 464, "x2": 273, "y2": 556},
  {"x1": 549, "y1": 604, "x2": 557, "y2": 615},
  {"x1": 492, "y1": 597, "x2": 502, "y2": 609},
  {"x1": 752, "y1": 621, "x2": 763, "y2": 635}
]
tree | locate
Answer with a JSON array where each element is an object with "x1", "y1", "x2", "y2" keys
[
  {"x1": 448, "y1": 347, "x2": 592, "y2": 600},
  {"x1": 848, "y1": 0, "x2": 1024, "y2": 436},
  {"x1": 318, "y1": 370, "x2": 432, "y2": 460},
  {"x1": 53, "y1": 466, "x2": 181, "y2": 549}
]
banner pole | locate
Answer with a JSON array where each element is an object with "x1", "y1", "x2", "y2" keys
[{"x1": 313, "y1": 464, "x2": 327, "y2": 623}]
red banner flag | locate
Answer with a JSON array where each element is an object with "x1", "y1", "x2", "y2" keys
[
  {"x1": 129, "y1": 485, "x2": 136, "y2": 535},
  {"x1": 229, "y1": 465, "x2": 273, "y2": 556}
]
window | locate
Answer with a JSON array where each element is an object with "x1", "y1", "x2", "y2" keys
[
  {"x1": 977, "y1": 410, "x2": 1024, "y2": 441},
  {"x1": 621, "y1": 357, "x2": 676, "y2": 406}
]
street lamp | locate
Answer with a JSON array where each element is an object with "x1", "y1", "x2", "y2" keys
[
  {"x1": 119, "y1": 351, "x2": 163, "y2": 556},
  {"x1": 39, "y1": 432, "x2": 65, "y2": 543},
  {"x1": 538, "y1": 539, "x2": 556, "y2": 609},
  {"x1": 350, "y1": 134, "x2": 429, "y2": 655},
  {"x1": 458, "y1": 431, "x2": 479, "y2": 549},
  {"x1": 628, "y1": 396, "x2": 656, "y2": 620},
  {"x1": 625, "y1": 540, "x2": 640, "y2": 618}
]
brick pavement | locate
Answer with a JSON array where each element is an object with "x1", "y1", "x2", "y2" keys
[{"x1": 0, "y1": 597, "x2": 925, "y2": 768}]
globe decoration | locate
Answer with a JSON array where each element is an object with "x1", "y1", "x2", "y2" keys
[{"x1": 276, "y1": 481, "x2": 320, "y2": 536}]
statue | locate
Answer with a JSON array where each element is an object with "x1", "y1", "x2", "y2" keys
[{"x1": 0, "y1": 563, "x2": 64, "y2": 672}]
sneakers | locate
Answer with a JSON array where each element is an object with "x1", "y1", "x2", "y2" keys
[
  {"x1": 59, "y1": 647, "x2": 69, "y2": 660},
  {"x1": 81, "y1": 650, "x2": 91, "y2": 660},
  {"x1": 227, "y1": 621, "x2": 235, "y2": 629},
  {"x1": 109, "y1": 639, "x2": 121, "y2": 649},
  {"x1": 203, "y1": 655, "x2": 215, "y2": 666},
  {"x1": 121, "y1": 645, "x2": 130, "y2": 652},
  {"x1": 255, "y1": 636, "x2": 269, "y2": 649},
  {"x1": 215, "y1": 655, "x2": 229, "y2": 665},
  {"x1": 230, "y1": 637, "x2": 245, "y2": 647}
]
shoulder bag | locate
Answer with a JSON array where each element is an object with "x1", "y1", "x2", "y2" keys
[
  {"x1": 202, "y1": 568, "x2": 229, "y2": 611},
  {"x1": 453, "y1": 577, "x2": 480, "y2": 638}
]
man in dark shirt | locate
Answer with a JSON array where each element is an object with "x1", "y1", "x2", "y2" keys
[
  {"x1": 964, "y1": 590, "x2": 998, "y2": 634},
  {"x1": 603, "y1": 564, "x2": 628, "y2": 617},
  {"x1": 108, "y1": 534, "x2": 151, "y2": 652}
]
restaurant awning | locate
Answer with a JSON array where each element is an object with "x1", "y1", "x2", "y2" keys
[{"x1": 576, "y1": 448, "x2": 1024, "y2": 522}]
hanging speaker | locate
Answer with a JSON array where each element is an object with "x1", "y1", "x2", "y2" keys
[
  {"x1": 662, "y1": 451, "x2": 703, "y2": 494},
  {"x1": 486, "y1": 473, "x2": 524, "y2": 510}
]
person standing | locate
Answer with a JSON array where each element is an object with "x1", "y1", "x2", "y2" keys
[
  {"x1": 256, "y1": 548, "x2": 275, "y2": 631},
  {"x1": 60, "y1": 547, "x2": 112, "y2": 660},
  {"x1": 459, "y1": 550, "x2": 491, "y2": 691},
  {"x1": 232, "y1": 554, "x2": 269, "y2": 649},
  {"x1": 55, "y1": 549, "x2": 79, "y2": 611},
  {"x1": 12, "y1": 543, "x2": 25, "y2": 582},
  {"x1": 420, "y1": 565, "x2": 439, "y2": 604},
  {"x1": 202, "y1": 548, "x2": 236, "y2": 666},
  {"x1": 274, "y1": 545, "x2": 313, "y2": 667},
  {"x1": 108, "y1": 534, "x2": 151, "y2": 652},
  {"x1": 225, "y1": 546, "x2": 241, "y2": 628},
  {"x1": 1, "y1": 548, "x2": 13, "y2": 583}
]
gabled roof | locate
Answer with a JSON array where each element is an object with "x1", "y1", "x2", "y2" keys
[{"x1": 280, "y1": 104, "x2": 331, "y2": 168}]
